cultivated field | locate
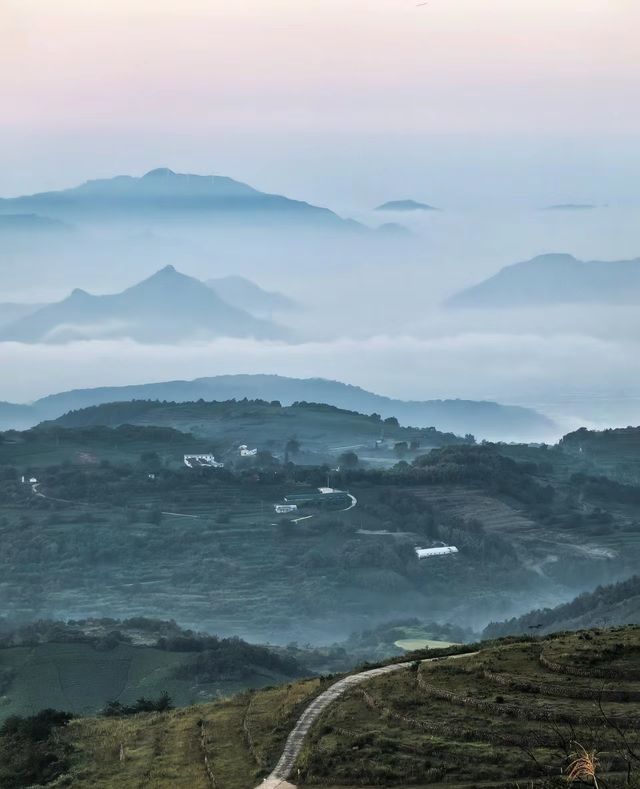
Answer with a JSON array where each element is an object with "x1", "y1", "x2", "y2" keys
[{"x1": 25, "y1": 626, "x2": 640, "y2": 788}]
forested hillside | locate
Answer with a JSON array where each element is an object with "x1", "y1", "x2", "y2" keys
[{"x1": 483, "y1": 575, "x2": 640, "y2": 638}]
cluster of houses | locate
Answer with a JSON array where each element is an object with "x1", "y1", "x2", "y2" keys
[
  {"x1": 183, "y1": 444, "x2": 259, "y2": 469},
  {"x1": 183, "y1": 454, "x2": 224, "y2": 469}
]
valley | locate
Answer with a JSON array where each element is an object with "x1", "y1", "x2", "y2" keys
[{"x1": 2, "y1": 408, "x2": 640, "y2": 648}]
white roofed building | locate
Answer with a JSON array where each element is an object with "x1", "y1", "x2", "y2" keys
[
  {"x1": 415, "y1": 545, "x2": 459, "y2": 559},
  {"x1": 184, "y1": 454, "x2": 224, "y2": 469}
]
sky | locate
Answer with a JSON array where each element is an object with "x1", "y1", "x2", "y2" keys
[
  {"x1": 1, "y1": 0, "x2": 640, "y2": 435},
  {"x1": 1, "y1": 0, "x2": 640, "y2": 207}
]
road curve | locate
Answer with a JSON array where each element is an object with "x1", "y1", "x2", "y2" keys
[
  {"x1": 264, "y1": 661, "x2": 409, "y2": 786},
  {"x1": 257, "y1": 652, "x2": 476, "y2": 788}
]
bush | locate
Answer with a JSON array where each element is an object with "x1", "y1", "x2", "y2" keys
[
  {"x1": 0, "y1": 709, "x2": 73, "y2": 788},
  {"x1": 101, "y1": 691, "x2": 173, "y2": 716}
]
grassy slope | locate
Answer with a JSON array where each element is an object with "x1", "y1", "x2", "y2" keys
[
  {"x1": 55, "y1": 678, "x2": 323, "y2": 788},
  {"x1": 0, "y1": 641, "x2": 305, "y2": 723},
  {"x1": 296, "y1": 627, "x2": 640, "y2": 787},
  {"x1": 43, "y1": 627, "x2": 640, "y2": 788}
]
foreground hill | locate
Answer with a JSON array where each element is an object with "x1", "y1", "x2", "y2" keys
[
  {"x1": 0, "y1": 374, "x2": 555, "y2": 441},
  {"x1": 446, "y1": 252, "x2": 640, "y2": 308},
  {"x1": 483, "y1": 575, "x2": 640, "y2": 638},
  {"x1": 0, "y1": 266, "x2": 286, "y2": 344},
  {"x1": 4, "y1": 626, "x2": 640, "y2": 787},
  {"x1": 0, "y1": 167, "x2": 363, "y2": 232}
]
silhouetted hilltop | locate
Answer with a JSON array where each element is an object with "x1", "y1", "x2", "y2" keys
[{"x1": 447, "y1": 252, "x2": 640, "y2": 307}]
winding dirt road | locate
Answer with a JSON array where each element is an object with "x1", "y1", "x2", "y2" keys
[{"x1": 257, "y1": 652, "x2": 476, "y2": 788}]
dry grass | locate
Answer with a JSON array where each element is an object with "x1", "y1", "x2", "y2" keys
[{"x1": 567, "y1": 742, "x2": 601, "y2": 788}]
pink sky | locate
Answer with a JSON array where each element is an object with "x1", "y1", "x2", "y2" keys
[
  {"x1": 1, "y1": 0, "x2": 638, "y2": 198},
  {"x1": 3, "y1": 0, "x2": 638, "y2": 132}
]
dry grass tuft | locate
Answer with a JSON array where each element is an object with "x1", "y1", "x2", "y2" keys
[{"x1": 567, "y1": 742, "x2": 601, "y2": 788}]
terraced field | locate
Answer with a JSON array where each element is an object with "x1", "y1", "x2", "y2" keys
[
  {"x1": 4, "y1": 477, "x2": 428, "y2": 641},
  {"x1": 56, "y1": 677, "x2": 325, "y2": 788},
  {"x1": 295, "y1": 627, "x2": 640, "y2": 786},
  {"x1": 19, "y1": 627, "x2": 639, "y2": 788},
  {"x1": 409, "y1": 484, "x2": 624, "y2": 572}
]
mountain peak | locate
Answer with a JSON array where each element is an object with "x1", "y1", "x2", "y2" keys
[
  {"x1": 143, "y1": 168, "x2": 177, "y2": 179},
  {"x1": 133, "y1": 265, "x2": 194, "y2": 290}
]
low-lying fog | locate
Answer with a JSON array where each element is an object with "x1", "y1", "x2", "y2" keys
[{"x1": 3, "y1": 203, "x2": 640, "y2": 436}]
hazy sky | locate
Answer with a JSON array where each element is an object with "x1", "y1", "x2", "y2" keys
[{"x1": 2, "y1": 0, "x2": 639, "y2": 206}]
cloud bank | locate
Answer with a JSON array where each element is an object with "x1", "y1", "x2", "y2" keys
[{"x1": 2, "y1": 332, "x2": 638, "y2": 434}]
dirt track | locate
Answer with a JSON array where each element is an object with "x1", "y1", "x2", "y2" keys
[{"x1": 258, "y1": 652, "x2": 476, "y2": 788}]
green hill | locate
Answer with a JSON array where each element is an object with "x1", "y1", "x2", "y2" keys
[
  {"x1": 3, "y1": 626, "x2": 640, "y2": 788},
  {"x1": 560, "y1": 426, "x2": 640, "y2": 484},
  {"x1": 483, "y1": 575, "x2": 640, "y2": 639},
  {"x1": 39, "y1": 398, "x2": 470, "y2": 464},
  {"x1": 3, "y1": 436, "x2": 640, "y2": 643},
  {"x1": 0, "y1": 374, "x2": 555, "y2": 442},
  {"x1": 0, "y1": 619, "x2": 309, "y2": 724}
]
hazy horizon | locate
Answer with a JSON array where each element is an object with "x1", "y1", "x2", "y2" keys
[
  {"x1": 1, "y1": 0, "x2": 640, "y2": 438},
  {"x1": 2, "y1": 0, "x2": 640, "y2": 208}
]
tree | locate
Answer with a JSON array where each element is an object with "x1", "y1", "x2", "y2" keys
[
  {"x1": 285, "y1": 438, "x2": 301, "y2": 460},
  {"x1": 394, "y1": 441, "x2": 408, "y2": 458},
  {"x1": 339, "y1": 451, "x2": 359, "y2": 468}
]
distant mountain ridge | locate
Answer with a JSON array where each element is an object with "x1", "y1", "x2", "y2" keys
[
  {"x1": 446, "y1": 252, "x2": 640, "y2": 308},
  {"x1": 0, "y1": 213, "x2": 72, "y2": 232},
  {"x1": 206, "y1": 275, "x2": 297, "y2": 315},
  {"x1": 0, "y1": 374, "x2": 555, "y2": 441},
  {"x1": 0, "y1": 302, "x2": 45, "y2": 328},
  {"x1": 543, "y1": 203, "x2": 596, "y2": 211},
  {"x1": 0, "y1": 168, "x2": 365, "y2": 232},
  {"x1": 0, "y1": 266, "x2": 287, "y2": 344},
  {"x1": 375, "y1": 199, "x2": 437, "y2": 212}
]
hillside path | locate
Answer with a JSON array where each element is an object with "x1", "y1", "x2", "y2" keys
[{"x1": 257, "y1": 651, "x2": 476, "y2": 788}]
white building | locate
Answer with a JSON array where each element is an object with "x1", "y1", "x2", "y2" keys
[
  {"x1": 239, "y1": 446, "x2": 258, "y2": 457},
  {"x1": 184, "y1": 454, "x2": 224, "y2": 469},
  {"x1": 274, "y1": 504, "x2": 298, "y2": 514},
  {"x1": 415, "y1": 546, "x2": 459, "y2": 559}
]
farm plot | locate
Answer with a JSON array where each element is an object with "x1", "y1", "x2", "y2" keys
[
  {"x1": 4, "y1": 475, "x2": 430, "y2": 641},
  {"x1": 408, "y1": 484, "x2": 622, "y2": 571},
  {"x1": 296, "y1": 627, "x2": 640, "y2": 786}
]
